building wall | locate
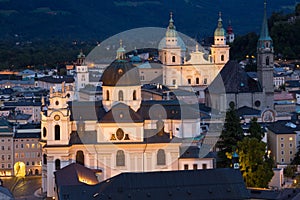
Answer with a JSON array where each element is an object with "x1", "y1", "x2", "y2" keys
[
  {"x1": 0, "y1": 136, "x2": 13, "y2": 176},
  {"x1": 268, "y1": 130, "x2": 296, "y2": 164},
  {"x1": 14, "y1": 138, "x2": 42, "y2": 175}
]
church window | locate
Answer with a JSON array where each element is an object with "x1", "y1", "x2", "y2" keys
[
  {"x1": 54, "y1": 125, "x2": 60, "y2": 140},
  {"x1": 106, "y1": 90, "x2": 110, "y2": 101},
  {"x1": 43, "y1": 127, "x2": 47, "y2": 137},
  {"x1": 157, "y1": 149, "x2": 166, "y2": 165},
  {"x1": 196, "y1": 78, "x2": 200, "y2": 85},
  {"x1": 55, "y1": 159, "x2": 60, "y2": 170},
  {"x1": 55, "y1": 101, "x2": 59, "y2": 106},
  {"x1": 203, "y1": 78, "x2": 207, "y2": 85},
  {"x1": 133, "y1": 90, "x2": 137, "y2": 100},
  {"x1": 172, "y1": 56, "x2": 176, "y2": 63},
  {"x1": 266, "y1": 42, "x2": 269, "y2": 48},
  {"x1": 187, "y1": 79, "x2": 191, "y2": 84},
  {"x1": 118, "y1": 90, "x2": 124, "y2": 101},
  {"x1": 172, "y1": 79, "x2": 176, "y2": 86},
  {"x1": 116, "y1": 150, "x2": 125, "y2": 166},
  {"x1": 255, "y1": 100, "x2": 261, "y2": 107},
  {"x1": 116, "y1": 128, "x2": 125, "y2": 140},
  {"x1": 221, "y1": 55, "x2": 224, "y2": 61},
  {"x1": 266, "y1": 56, "x2": 269, "y2": 66},
  {"x1": 76, "y1": 150, "x2": 84, "y2": 166},
  {"x1": 193, "y1": 164, "x2": 198, "y2": 170}
]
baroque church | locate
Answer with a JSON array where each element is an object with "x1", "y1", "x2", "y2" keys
[
  {"x1": 41, "y1": 38, "x2": 213, "y2": 198},
  {"x1": 41, "y1": 2, "x2": 274, "y2": 198}
]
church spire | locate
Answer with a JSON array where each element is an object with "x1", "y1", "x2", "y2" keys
[
  {"x1": 166, "y1": 12, "x2": 177, "y2": 37},
  {"x1": 259, "y1": 0, "x2": 271, "y2": 41}
]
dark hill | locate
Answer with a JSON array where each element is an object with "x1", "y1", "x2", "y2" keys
[{"x1": 0, "y1": 0, "x2": 296, "y2": 41}]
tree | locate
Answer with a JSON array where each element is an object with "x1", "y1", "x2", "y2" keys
[
  {"x1": 237, "y1": 137, "x2": 274, "y2": 188},
  {"x1": 248, "y1": 117, "x2": 264, "y2": 141},
  {"x1": 292, "y1": 147, "x2": 300, "y2": 165},
  {"x1": 217, "y1": 102, "x2": 244, "y2": 167}
]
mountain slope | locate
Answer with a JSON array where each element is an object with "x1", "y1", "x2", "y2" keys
[{"x1": 0, "y1": 0, "x2": 296, "y2": 40}]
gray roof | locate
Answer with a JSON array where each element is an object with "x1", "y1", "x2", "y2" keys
[
  {"x1": 237, "y1": 106, "x2": 261, "y2": 117},
  {"x1": 57, "y1": 168, "x2": 250, "y2": 200},
  {"x1": 267, "y1": 120, "x2": 300, "y2": 134},
  {"x1": 208, "y1": 60, "x2": 262, "y2": 94}
]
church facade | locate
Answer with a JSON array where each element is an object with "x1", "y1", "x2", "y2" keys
[
  {"x1": 41, "y1": 43, "x2": 213, "y2": 198},
  {"x1": 160, "y1": 13, "x2": 230, "y2": 89}
]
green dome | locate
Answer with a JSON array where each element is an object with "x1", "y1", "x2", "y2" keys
[
  {"x1": 214, "y1": 14, "x2": 225, "y2": 37},
  {"x1": 214, "y1": 27, "x2": 225, "y2": 37}
]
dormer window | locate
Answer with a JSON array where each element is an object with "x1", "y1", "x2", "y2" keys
[{"x1": 118, "y1": 90, "x2": 124, "y2": 101}]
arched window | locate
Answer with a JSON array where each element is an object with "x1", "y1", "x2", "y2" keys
[
  {"x1": 43, "y1": 154, "x2": 47, "y2": 165},
  {"x1": 157, "y1": 149, "x2": 166, "y2": 165},
  {"x1": 55, "y1": 125, "x2": 60, "y2": 140},
  {"x1": 118, "y1": 90, "x2": 124, "y2": 101},
  {"x1": 133, "y1": 90, "x2": 137, "y2": 100},
  {"x1": 221, "y1": 55, "x2": 224, "y2": 61},
  {"x1": 196, "y1": 78, "x2": 200, "y2": 85},
  {"x1": 55, "y1": 159, "x2": 60, "y2": 170},
  {"x1": 106, "y1": 90, "x2": 110, "y2": 101},
  {"x1": 116, "y1": 150, "x2": 125, "y2": 166},
  {"x1": 172, "y1": 56, "x2": 176, "y2": 63},
  {"x1": 266, "y1": 56, "x2": 270, "y2": 66},
  {"x1": 76, "y1": 151, "x2": 84, "y2": 166}
]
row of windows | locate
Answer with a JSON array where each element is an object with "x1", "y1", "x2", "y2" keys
[
  {"x1": 187, "y1": 78, "x2": 208, "y2": 85},
  {"x1": 1, "y1": 139, "x2": 11, "y2": 142},
  {"x1": 281, "y1": 158, "x2": 293, "y2": 163},
  {"x1": 15, "y1": 143, "x2": 40, "y2": 149},
  {"x1": 1, "y1": 146, "x2": 11, "y2": 151},
  {"x1": 1, "y1": 164, "x2": 11, "y2": 169},
  {"x1": 281, "y1": 150, "x2": 293, "y2": 155},
  {"x1": 15, "y1": 152, "x2": 41, "y2": 159},
  {"x1": 105, "y1": 90, "x2": 137, "y2": 101},
  {"x1": 184, "y1": 163, "x2": 207, "y2": 170},
  {"x1": 280, "y1": 143, "x2": 293, "y2": 148},
  {"x1": 1, "y1": 155, "x2": 11, "y2": 160},
  {"x1": 116, "y1": 149, "x2": 166, "y2": 167}
]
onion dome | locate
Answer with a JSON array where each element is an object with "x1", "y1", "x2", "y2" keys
[
  {"x1": 227, "y1": 21, "x2": 233, "y2": 34},
  {"x1": 166, "y1": 12, "x2": 177, "y2": 37},
  {"x1": 214, "y1": 12, "x2": 225, "y2": 37}
]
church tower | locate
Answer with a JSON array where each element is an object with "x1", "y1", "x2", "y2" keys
[
  {"x1": 159, "y1": 13, "x2": 185, "y2": 66},
  {"x1": 101, "y1": 40, "x2": 141, "y2": 112},
  {"x1": 41, "y1": 84, "x2": 72, "y2": 197},
  {"x1": 211, "y1": 12, "x2": 230, "y2": 69},
  {"x1": 257, "y1": 0, "x2": 274, "y2": 109}
]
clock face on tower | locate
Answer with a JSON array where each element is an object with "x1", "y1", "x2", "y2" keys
[
  {"x1": 116, "y1": 128, "x2": 124, "y2": 140},
  {"x1": 54, "y1": 115, "x2": 60, "y2": 121}
]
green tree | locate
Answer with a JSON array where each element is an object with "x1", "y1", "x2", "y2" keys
[
  {"x1": 248, "y1": 117, "x2": 264, "y2": 140},
  {"x1": 237, "y1": 137, "x2": 274, "y2": 188},
  {"x1": 292, "y1": 147, "x2": 300, "y2": 165},
  {"x1": 284, "y1": 165, "x2": 297, "y2": 178},
  {"x1": 217, "y1": 102, "x2": 244, "y2": 167}
]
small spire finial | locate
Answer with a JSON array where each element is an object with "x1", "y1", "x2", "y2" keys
[
  {"x1": 170, "y1": 12, "x2": 173, "y2": 19},
  {"x1": 219, "y1": 11, "x2": 222, "y2": 18},
  {"x1": 119, "y1": 39, "x2": 123, "y2": 48}
]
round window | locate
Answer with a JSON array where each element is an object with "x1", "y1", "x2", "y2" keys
[
  {"x1": 55, "y1": 101, "x2": 59, "y2": 106},
  {"x1": 255, "y1": 100, "x2": 261, "y2": 107},
  {"x1": 116, "y1": 128, "x2": 124, "y2": 140}
]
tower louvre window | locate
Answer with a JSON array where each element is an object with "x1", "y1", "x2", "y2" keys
[
  {"x1": 106, "y1": 90, "x2": 110, "y2": 101},
  {"x1": 55, "y1": 125, "x2": 60, "y2": 140},
  {"x1": 55, "y1": 159, "x2": 60, "y2": 170},
  {"x1": 266, "y1": 56, "x2": 269, "y2": 66},
  {"x1": 221, "y1": 55, "x2": 224, "y2": 61},
  {"x1": 118, "y1": 90, "x2": 124, "y2": 101},
  {"x1": 133, "y1": 90, "x2": 137, "y2": 100},
  {"x1": 196, "y1": 78, "x2": 199, "y2": 85},
  {"x1": 172, "y1": 56, "x2": 176, "y2": 63},
  {"x1": 76, "y1": 150, "x2": 84, "y2": 166}
]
